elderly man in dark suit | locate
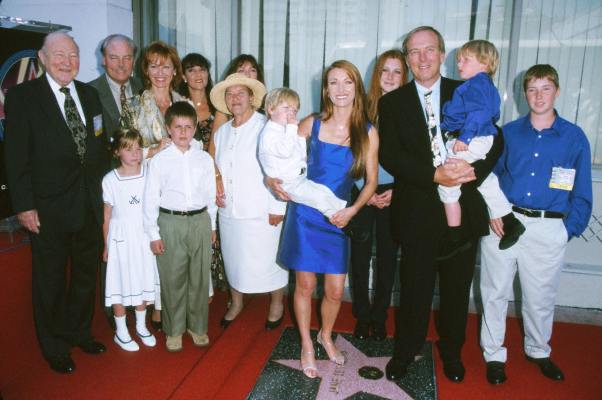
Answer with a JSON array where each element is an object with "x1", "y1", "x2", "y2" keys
[
  {"x1": 4, "y1": 32, "x2": 109, "y2": 374},
  {"x1": 89, "y1": 34, "x2": 142, "y2": 139},
  {"x1": 378, "y1": 26, "x2": 503, "y2": 382}
]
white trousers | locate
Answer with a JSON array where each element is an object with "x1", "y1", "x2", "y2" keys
[
  {"x1": 438, "y1": 136, "x2": 511, "y2": 218},
  {"x1": 282, "y1": 174, "x2": 347, "y2": 218},
  {"x1": 479, "y1": 213, "x2": 568, "y2": 362}
]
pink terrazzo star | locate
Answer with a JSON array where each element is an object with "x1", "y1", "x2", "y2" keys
[{"x1": 275, "y1": 335, "x2": 413, "y2": 399}]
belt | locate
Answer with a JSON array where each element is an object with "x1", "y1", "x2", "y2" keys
[
  {"x1": 512, "y1": 206, "x2": 563, "y2": 219},
  {"x1": 159, "y1": 207, "x2": 207, "y2": 216}
]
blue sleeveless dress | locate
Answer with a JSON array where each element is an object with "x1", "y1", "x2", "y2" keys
[{"x1": 277, "y1": 118, "x2": 355, "y2": 274}]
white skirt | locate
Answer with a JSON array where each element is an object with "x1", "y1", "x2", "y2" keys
[{"x1": 219, "y1": 214, "x2": 288, "y2": 293}]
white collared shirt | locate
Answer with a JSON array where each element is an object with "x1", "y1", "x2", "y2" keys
[
  {"x1": 415, "y1": 77, "x2": 447, "y2": 161},
  {"x1": 143, "y1": 143, "x2": 217, "y2": 241},
  {"x1": 46, "y1": 74, "x2": 86, "y2": 125},
  {"x1": 258, "y1": 120, "x2": 306, "y2": 182},
  {"x1": 105, "y1": 74, "x2": 133, "y2": 113}
]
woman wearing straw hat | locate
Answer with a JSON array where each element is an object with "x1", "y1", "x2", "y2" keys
[{"x1": 210, "y1": 73, "x2": 287, "y2": 330}]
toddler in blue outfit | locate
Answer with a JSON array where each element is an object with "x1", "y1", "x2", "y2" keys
[{"x1": 440, "y1": 40, "x2": 524, "y2": 251}]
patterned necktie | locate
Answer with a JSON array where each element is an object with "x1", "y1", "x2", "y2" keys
[
  {"x1": 120, "y1": 84, "x2": 127, "y2": 111},
  {"x1": 59, "y1": 87, "x2": 87, "y2": 162},
  {"x1": 424, "y1": 91, "x2": 442, "y2": 167}
]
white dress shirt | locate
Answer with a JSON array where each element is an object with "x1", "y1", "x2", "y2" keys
[
  {"x1": 46, "y1": 74, "x2": 86, "y2": 125},
  {"x1": 143, "y1": 143, "x2": 217, "y2": 241},
  {"x1": 415, "y1": 77, "x2": 447, "y2": 161},
  {"x1": 258, "y1": 120, "x2": 307, "y2": 182}
]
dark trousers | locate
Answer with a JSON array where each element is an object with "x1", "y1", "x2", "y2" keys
[
  {"x1": 30, "y1": 207, "x2": 101, "y2": 359},
  {"x1": 350, "y1": 194, "x2": 399, "y2": 325},
  {"x1": 394, "y1": 233, "x2": 477, "y2": 364}
]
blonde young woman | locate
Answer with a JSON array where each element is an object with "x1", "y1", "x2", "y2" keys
[{"x1": 270, "y1": 60, "x2": 378, "y2": 378}]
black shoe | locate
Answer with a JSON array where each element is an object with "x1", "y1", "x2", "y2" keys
[
  {"x1": 48, "y1": 355, "x2": 76, "y2": 374},
  {"x1": 385, "y1": 357, "x2": 408, "y2": 380},
  {"x1": 499, "y1": 213, "x2": 526, "y2": 250},
  {"x1": 486, "y1": 361, "x2": 507, "y2": 384},
  {"x1": 77, "y1": 340, "x2": 106, "y2": 354},
  {"x1": 443, "y1": 360, "x2": 465, "y2": 383},
  {"x1": 371, "y1": 322, "x2": 387, "y2": 341},
  {"x1": 526, "y1": 356, "x2": 564, "y2": 380},
  {"x1": 265, "y1": 311, "x2": 284, "y2": 331},
  {"x1": 221, "y1": 316, "x2": 234, "y2": 329},
  {"x1": 151, "y1": 319, "x2": 162, "y2": 331},
  {"x1": 353, "y1": 320, "x2": 370, "y2": 340}
]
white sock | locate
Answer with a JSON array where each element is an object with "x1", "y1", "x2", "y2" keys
[
  {"x1": 135, "y1": 309, "x2": 150, "y2": 335},
  {"x1": 114, "y1": 315, "x2": 131, "y2": 339}
]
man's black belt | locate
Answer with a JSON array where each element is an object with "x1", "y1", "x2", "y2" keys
[
  {"x1": 512, "y1": 206, "x2": 564, "y2": 219},
  {"x1": 159, "y1": 207, "x2": 207, "y2": 216}
]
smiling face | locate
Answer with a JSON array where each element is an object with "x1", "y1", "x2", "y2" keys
[
  {"x1": 457, "y1": 52, "x2": 488, "y2": 80},
  {"x1": 146, "y1": 55, "x2": 174, "y2": 89},
  {"x1": 39, "y1": 34, "x2": 80, "y2": 87},
  {"x1": 380, "y1": 57, "x2": 404, "y2": 94},
  {"x1": 236, "y1": 61, "x2": 258, "y2": 80},
  {"x1": 525, "y1": 77, "x2": 559, "y2": 117},
  {"x1": 167, "y1": 116, "x2": 196, "y2": 151},
  {"x1": 184, "y1": 65, "x2": 209, "y2": 91},
  {"x1": 225, "y1": 84, "x2": 254, "y2": 117},
  {"x1": 102, "y1": 39, "x2": 134, "y2": 85},
  {"x1": 326, "y1": 67, "x2": 356, "y2": 108},
  {"x1": 405, "y1": 29, "x2": 445, "y2": 88}
]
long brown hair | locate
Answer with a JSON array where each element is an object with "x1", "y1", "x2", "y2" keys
[
  {"x1": 367, "y1": 50, "x2": 407, "y2": 124},
  {"x1": 321, "y1": 60, "x2": 369, "y2": 179}
]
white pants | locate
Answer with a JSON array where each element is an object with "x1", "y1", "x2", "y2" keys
[
  {"x1": 282, "y1": 174, "x2": 347, "y2": 218},
  {"x1": 479, "y1": 213, "x2": 568, "y2": 362},
  {"x1": 438, "y1": 136, "x2": 511, "y2": 218}
]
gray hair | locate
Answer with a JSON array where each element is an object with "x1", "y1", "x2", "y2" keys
[
  {"x1": 401, "y1": 26, "x2": 445, "y2": 56},
  {"x1": 100, "y1": 34, "x2": 137, "y2": 56},
  {"x1": 40, "y1": 31, "x2": 79, "y2": 55}
]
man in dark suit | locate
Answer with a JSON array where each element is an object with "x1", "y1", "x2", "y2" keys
[
  {"x1": 379, "y1": 26, "x2": 503, "y2": 382},
  {"x1": 4, "y1": 32, "x2": 109, "y2": 373},
  {"x1": 89, "y1": 34, "x2": 142, "y2": 139},
  {"x1": 88, "y1": 34, "x2": 141, "y2": 328}
]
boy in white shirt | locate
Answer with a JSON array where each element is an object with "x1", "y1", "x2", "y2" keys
[
  {"x1": 258, "y1": 88, "x2": 347, "y2": 217},
  {"x1": 143, "y1": 101, "x2": 217, "y2": 352}
]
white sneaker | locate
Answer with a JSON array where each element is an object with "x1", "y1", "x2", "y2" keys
[
  {"x1": 114, "y1": 333, "x2": 139, "y2": 352},
  {"x1": 136, "y1": 329, "x2": 157, "y2": 347}
]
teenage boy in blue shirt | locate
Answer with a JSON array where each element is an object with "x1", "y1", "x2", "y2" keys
[{"x1": 479, "y1": 64, "x2": 592, "y2": 385}]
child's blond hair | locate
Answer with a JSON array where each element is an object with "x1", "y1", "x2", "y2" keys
[
  {"x1": 458, "y1": 39, "x2": 499, "y2": 76},
  {"x1": 264, "y1": 87, "x2": 300, "y2": 116}
]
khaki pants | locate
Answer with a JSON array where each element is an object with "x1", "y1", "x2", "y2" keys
[{"x1": 156, "y1": 211, "x2": 212, "y2": 337}]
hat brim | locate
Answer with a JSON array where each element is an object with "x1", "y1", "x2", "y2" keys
[{"x1": 210, "y1": 73, "x2": 267, "y2": 116}]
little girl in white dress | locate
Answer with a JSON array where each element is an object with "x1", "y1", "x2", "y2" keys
[{"x1": 103, "y1": 129, "x2": 161, "y2": 351}]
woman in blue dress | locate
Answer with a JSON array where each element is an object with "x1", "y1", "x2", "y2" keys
[{"x1": 271, "y1": 60, "x2": 378, "y2": 378}]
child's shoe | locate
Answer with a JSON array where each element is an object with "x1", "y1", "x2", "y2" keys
[
  {"x1": 499, "y1": 213, "x2": 526, "y2": 250},
  {"x1": 114, "y1": 332, "x2": 139, "y2": 352},
  {"x1": 437, "y1": 226, "x2": 471, "y2": 261},
  {"x1": 166, "y1": 335, "x2": 183, "y2": 352},
  {"x1": 136, "y1": 328, "x2": 157, "y2": 347},
  {"x1": 187, "y1": 329, "x2": 210, "y2": 347}
]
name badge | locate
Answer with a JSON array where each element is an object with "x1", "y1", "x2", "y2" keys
[
  {"x1": 549, "y1": 167, "x2": 575, "y2": 191},
  {"x1": 93, "y1": 114, "x2": 103, "y2": 137}
]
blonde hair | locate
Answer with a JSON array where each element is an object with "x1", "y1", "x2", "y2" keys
[
  {"x1": 321, "y1": 60, "x2": 369, "y2": 179},
  {"x1": 367, "y1": 50, "x2": 407, "y2": 124},
  {"x1": 458, "y1": 39, "x2": 499, "y2": 76},
  {"x1": 264, "y1": 88, "x2": 300, "y2": 116}
]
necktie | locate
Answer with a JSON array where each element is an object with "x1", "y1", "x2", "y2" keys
[
  {"x1": 424, "y1": 91, "x2": 442, "y2": 167},
  {"x1": 59, "y1": 87, "x2": 87, "y2": 162},
  {"x1": 120, "y1": 84, "x2": 127, "y2": 111}
]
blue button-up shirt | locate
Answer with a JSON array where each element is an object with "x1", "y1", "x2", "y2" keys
[
  {"x1": 496, "y1": 113, "x2": 592, "y2": 239},
  {"x1": 441, "y1": 72, "x2": 500, "y2": 144}
]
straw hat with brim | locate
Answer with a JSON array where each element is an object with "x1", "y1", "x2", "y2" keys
[{"x1": 210, "y1": 73, "x2": 267, "y2": 115}]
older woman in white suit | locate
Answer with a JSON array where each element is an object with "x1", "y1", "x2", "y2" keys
[{"x1": 210, "y1": 73, "x2": 287, "y2": 330}]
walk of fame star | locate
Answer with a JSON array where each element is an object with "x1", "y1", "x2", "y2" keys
[{"x1": 275, "y1": 335, "x2": 411, "y2": 399}]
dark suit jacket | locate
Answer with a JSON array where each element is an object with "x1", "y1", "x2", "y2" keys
[
  {"x1": 88, "y1": 74, "x2": 142, "y2": 138},
  {"x1": 4, "y1": 75, "x2": 110, "y2": 232},
  {"x1": 378, "y1": 77, "x2": 503, "y2": 243}
]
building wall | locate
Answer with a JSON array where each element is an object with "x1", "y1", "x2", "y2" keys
[{"x1": 0, "y1": 0, "x2": 134, "y2": 81}]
